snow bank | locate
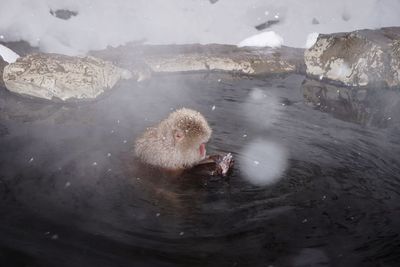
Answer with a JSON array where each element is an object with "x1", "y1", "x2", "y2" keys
[
  {"x1": 238, "y1": 31, "x2": 283, "y2": 48},
  {"x1": 0, "y1": 0, "x2": 399, "y2": 55}
]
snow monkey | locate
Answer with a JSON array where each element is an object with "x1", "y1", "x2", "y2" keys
[{"x1": 135, "y1": 108, "x2": 212, "y2": 172}]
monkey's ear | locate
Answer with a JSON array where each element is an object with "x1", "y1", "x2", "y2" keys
[{"x1": 173, "y1": 129, "x2": 185, "y2": 143}]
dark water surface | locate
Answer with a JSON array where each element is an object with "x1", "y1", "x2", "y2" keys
[{"x1": 0, "y1": 74, "x2": 400, "y2": 267}]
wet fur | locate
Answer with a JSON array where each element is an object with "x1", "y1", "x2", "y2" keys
[{"x1": 135, "y1": 108, "x2": 212, "y2": 170}]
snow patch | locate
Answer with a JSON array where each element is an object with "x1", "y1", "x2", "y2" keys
[
  {"x1": 238, "y1": 31, "x2": 283, "y2": 48},
  {"x1": 0, "y1": 44, "x2": 19, "y2": 63},
  {"x1": 305, "y1": 32, "x2": 319, "y2": 48}
]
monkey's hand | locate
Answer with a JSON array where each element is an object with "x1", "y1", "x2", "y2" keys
[
  {"x1": 213, "y1": 153, "x2": 234, "y2": 177},
  {"x1": 193, "y1": 153, "x2": 234, "y2": 177}
]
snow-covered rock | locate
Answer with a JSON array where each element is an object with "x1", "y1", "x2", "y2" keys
[
  {"x1": 305, "y1": 27, "x2": 400, "y2": 88},
  {"x1": 3, "y1": 53, "x2": 132, "y2": 101}
]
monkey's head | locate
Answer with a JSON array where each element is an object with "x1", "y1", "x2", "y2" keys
[{"x1": 135, "y1": 108, "x2": 212, "y2": 170}]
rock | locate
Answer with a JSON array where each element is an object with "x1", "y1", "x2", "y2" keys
[
  {"x1": 305, "y1": 27, "x2": 400, "y2": 88},
  {"x1": 3, "y1": 53, "x2": 132, "y2": 101},
  {"x1": 91, "y1": 43, "x2": 306, "y2": 77},
  {"x1": 254, "y1": 20, "x2": 280, "y2": 31},
  {"x1": 0, "y1": 56, "x2": 7, "y2": 87},
  {"x1": 50, "y1": 9, "x2": 78, "y2": 20},
  {"x1": 311, "y1": 18, "x2": 319, "y2": 25}
]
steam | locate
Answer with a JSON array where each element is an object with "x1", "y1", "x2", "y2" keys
[
  {"x1": 239, "y1": 139, "x2": 288, "y2": 186},
  {"x1": 242, "y1": 87, "x2": 282, "y2": 129}
]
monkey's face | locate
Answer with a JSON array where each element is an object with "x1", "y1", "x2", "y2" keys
[
  {"x1": 170, "y1": 108, "x2": 211, "y2": 164},
  {"x1": 173, "y1": 127, "x2": 209, "y2": 166}
]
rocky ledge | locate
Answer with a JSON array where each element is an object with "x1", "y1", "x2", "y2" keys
[
  {"x1": 0, "y1": 43, "x2": 305, "y2": 102},
  {"x1": 1, "y1": 27, "x2": 399, "y2": 103},
  {"x1": 90, "y1": 43, "x2": 306, "y2": 80},
  {"x1": 305, "y1": 27, "x2": 400, "y2": 88}
]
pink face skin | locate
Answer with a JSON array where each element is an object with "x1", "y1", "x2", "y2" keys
[{"x1": 199, "y1": 143, "x2": 206, "y2": 159}]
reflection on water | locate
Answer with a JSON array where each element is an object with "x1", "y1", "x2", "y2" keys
[
  {"x1": 0, "y1": 74, "x2": 400, "y2": 267},
  {"x1": 302, "y1": 78, "x2": 400, "y2": 128}
]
